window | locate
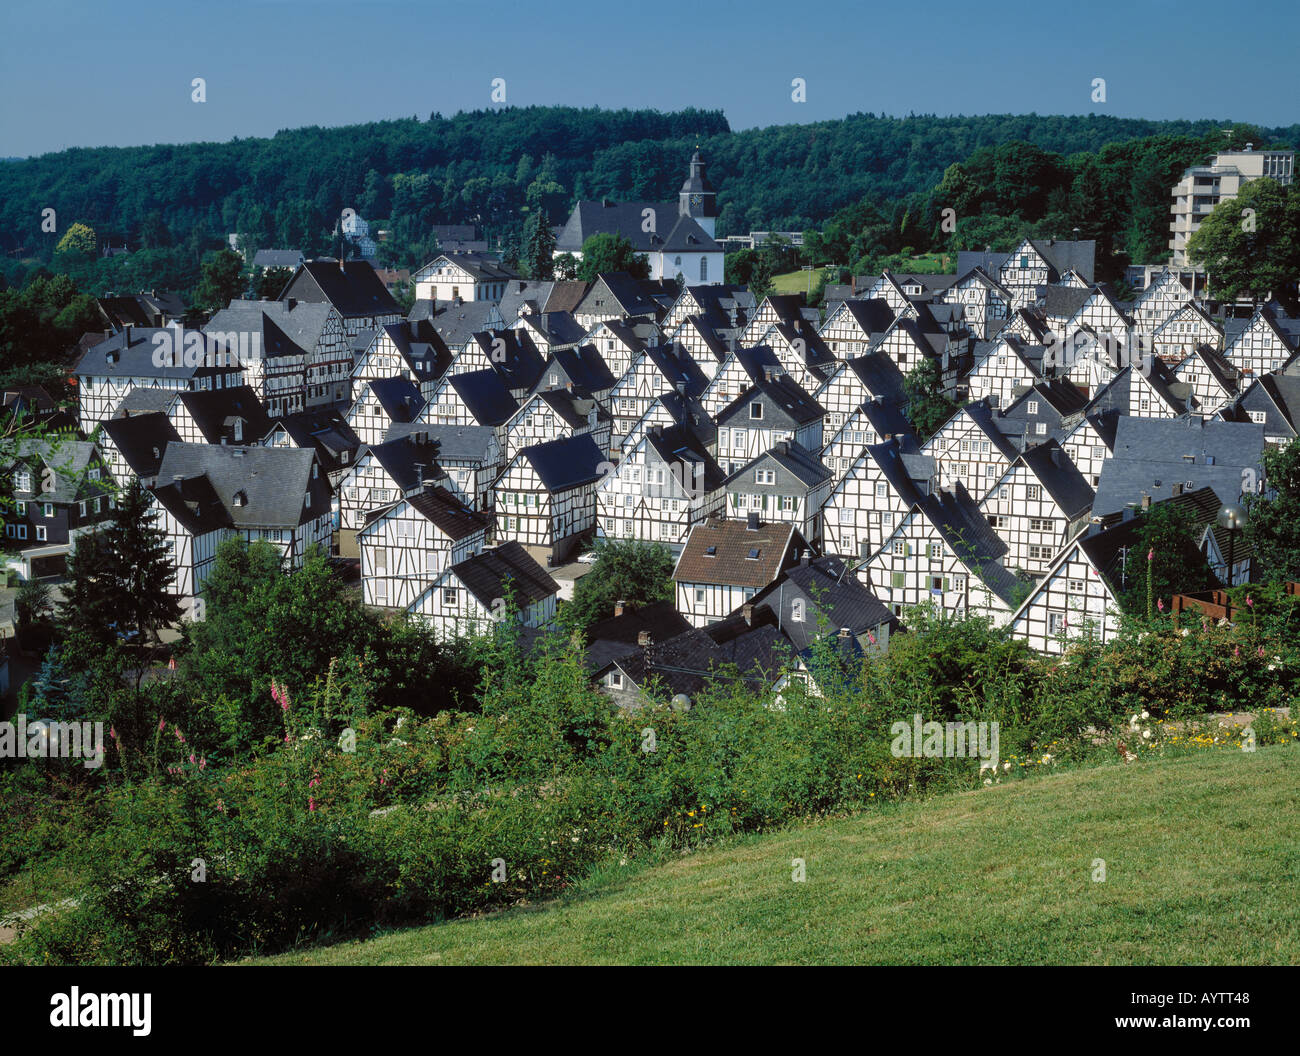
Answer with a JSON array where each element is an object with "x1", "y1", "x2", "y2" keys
[
  {"x1": 838, "y1": 507, "x2": 854, "y2": 523},
  {"x1": 1027, "y1": 401, "x2": 1039, "y2": 415},
  {"x1": 929, "y1": 542, "x2": 943, "y2": 559},
  {"x1": 875, "y1": 483, "x2": 887, "y2": 498},
  {"x1": 755, "y1": 469, "x2": 775, "y2": 485},
  {"x1": 1035, "y1": 422, "x2": 1047, "y2": 435},
  {"x1": 1026, "y1": 485, "x2": 1041, "y2": 501},
  {"x1": 1068, "y1": 579, "x2": 1085, "y2": 594},
  {"x1": 1030, "y1": 518, "x2": 1056, "y2": 532},
  {"x1": 716, "y1": 430, "x2": 727, "y2": 448},
  {"x1": 749, "y1": 402, "x2": 763, "y2": 420},
  {"x1": 892, "y1": 540, "x2": 905, "y2": 555},
  {"x1": 779, "y1": 495, "x2": 794, "y2": 511},
  {"x1": 94, "y1": 498, "x2": 102, "y2": 514},
  {"x1": 1048, "y1": 612, "x2": 1067, "y2": 636},
  {"x1": 36, "y1": 525, "x2": 47, "y2": 542},
  {"x1": 695, "y1": 588, "x2": 706, "y2": 604},
  {"x1": 1249, "y1": 410, "x2": 1266, "y2": 424},
  {"x1": 442, "y1": 587, "x2": 458, "y2": 606},
  {"x1": 14, "y1": 471, "x2": 31, "y2": 492},
  {"x1": 791, "y1": 599, "x2": 804, "y2": 622},
  {"x1": 88, "y1": 467, "x2": 100, "y2": 481},
  {"x1": 42, "y1": 503, "x2": 53, "y2": 518},
  {"x1": 699, "y1": 257, "x2": 707, "y2": 282},
  {"x1": 609, "y1": 671, "x2": 624, "y2": 689},
  {"x1": 1028, "y1": 545, "x2": 1051, "y2": 560}
]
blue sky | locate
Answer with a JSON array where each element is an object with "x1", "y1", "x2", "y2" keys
[{"x1": 1, "y1": 0, "x2": 1296, "y2": 157}]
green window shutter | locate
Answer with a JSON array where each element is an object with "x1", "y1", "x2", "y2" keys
[
  {"x1": 892, "y1": 572, "x2": 905, "y2": 589},
  {"x1": 904, "y1": 543, "x2": 912, "y2": 557},
  {"x1": 942, "y1": 577, "x2": 950, "y2": 592},
  {"x1": 731, "y1": 492, "x2": 740, "y2": 509},
  {"x1": 762, "y1": 494, "x2": 769, "y2": 511}
]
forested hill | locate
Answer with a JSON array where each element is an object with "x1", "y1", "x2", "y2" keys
[{"x1": 3, "y1": 106, "x2": 1297, "y2": 281}]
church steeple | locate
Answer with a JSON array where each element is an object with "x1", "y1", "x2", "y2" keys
[{"x1": 678, "y1": 148, "x2": 718, "y2": 237}]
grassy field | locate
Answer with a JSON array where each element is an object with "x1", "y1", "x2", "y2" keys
[
  {"x1": 242, "y1": 745, "x2": 1299, "y2": 966},
  {"x1": 770, "y1": 268, "x2": 835, "y2": 295}
]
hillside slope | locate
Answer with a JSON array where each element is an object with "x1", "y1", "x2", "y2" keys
[{"x1": 245, "y1": 746, "x2": 1299, "y2": 966}]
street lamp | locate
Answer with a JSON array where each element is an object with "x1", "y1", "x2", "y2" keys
[{"x1": 1216, "y1": 502, "x2": 1246, "y2": 589}]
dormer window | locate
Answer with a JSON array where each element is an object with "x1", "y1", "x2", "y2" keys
[
  {"x1": 791, "y1": 599, "x2": 804, "y2": 622},
  {"x1": 750, "y1": 402, "x2": 763, "y2": 420}
]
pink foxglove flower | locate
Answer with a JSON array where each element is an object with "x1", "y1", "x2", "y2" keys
[
  {"x1": 1147, "y1": 549, "x2": 1153, "y2": 562},
  {"x1": 1246, "y1": 596, "x2": 1254, "y2": 608},
  {"x1": 1156, "y1": 599, "x2": 1164, "y2": 612},
  {"x1": 158, "y1": 719, "x2": 166, "y2": 732},
  {"x1": 308, "y1": 797, "x2": 317, "y2": 813}
]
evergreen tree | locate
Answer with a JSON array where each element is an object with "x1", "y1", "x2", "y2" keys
[
  {"x1": 520, "y1": 209, "x2": 556, "y2": 280},
  {"x1": 31, "y1": 645, "x2": 74, "y2": 722}
]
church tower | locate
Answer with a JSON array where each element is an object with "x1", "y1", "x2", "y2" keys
[{"x1": 678, "y1": 149, "x2": 718, "y2": 238}]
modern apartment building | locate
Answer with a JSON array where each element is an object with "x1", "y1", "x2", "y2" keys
[{"x1": 1169, "y1": 146, "x2": 1295, "y2": 266}]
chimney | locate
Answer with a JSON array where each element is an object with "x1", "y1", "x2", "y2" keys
[
  {"x1": 1172, "y1": 482, "x2": 1183, "y2": 496},
  {"x1": 742, "y1": 603, "x2": 754, "y2": 626},
  {"x1": 566, "y1": 381, "x2": 573, "y2": 392},
  {"x1": 637, "y1": 630, "x2": 652, "y2": 647},
  {"x1": 287, "y1": 297, "x2": 297, "y2": 310},
  {"x1": 838, "y1": 627, "x2": 851, "y2": 639},
  {"x1": 122, "y1": 324, "x2": 133, "y2": 345},
  {"x1": 614, "y1": 599, "x2": 626, "y2": 618},
  {"x1": 800, "y1": 553, "x2": 809, "y2": 567},
  {"x1": 1141, "y1": 494, "x2": 1151, "y2": 510},
  {"x1": 777, "y1": 440, "x2": 789, "y2": 455}
]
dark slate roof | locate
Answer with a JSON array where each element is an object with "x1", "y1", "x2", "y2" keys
[
  {"x1": 866, "y1": 439, "x2": 929, "y2": 508},
  {"x1": 645, "y1": 391, "x2": 718, "y2": 449},
  {"x1": 75, "y1": 327, "x2": 222, "y2": 381},
  {"x1": 177, "y1": 385, "x2": 274, "y2": 444},
  {"x1": 520, "y1": 311, "x2": 588, "y2": 350},
  {"x1": 547, "y1": 344, "x2": 617, "y2": 394},
  {"x1": 150, "y1": 474, "x2": 232, "y2": 536},
  {"x1": 450, "y1": 541, "x2": 559, "y2": 609},
  {"x1": 641, "y1": 343, "x2": 709, "y2": 399},
  {"x1": 916, "y1": 481, "x2": 1019, "y2": 605},
  {"x1": 101, "y1": 412, "x2": 181, "y2": 478},
  {"x1": 673, "y1": 517, "x2": 802, "y2": 589},
  {"x1": 1092, "y1": 417, "x2": 1266, "y2": 516},
  {"x1": 447, "y1": 369, "x2": 519, "y2": 427},
  {"x1": 749, "y1": 555, "x2": 896, "y2": 653},
  {"x1": 157, "y1": 443, "x2": 330, "y2": 528},
  {"x1": 281, "y1": 259, "x2": 400, "y2": 319},
  {"x1": 382, "y1": 319, "x2": 454, "y2": 382},
  {"x1": 556, "y1": 203, "x2": 719, "y2": 255},
  {"x1": 677, "y1": 315, "x2": 733, "y2": 364},
  {"x1": 531, "y1": 389, "x2": 609, "y2": 431},
  {"x1": 517, "y1": 433, "x2": 606, "y2": 492},
  {"x1": 582, "y1": 600, "x2": 694, "y2": 672},
  {"x1": 716, "y1": 373, "x2": 824, "y2": 430},
  {"x1": 839, "y1": 297, "x2": 896, "y2": 337},
  {"x1": 471, "y1": 328, "x2": 547, "y2": 393},
  {"x1": 384, "y1": 421, "x2": 498, "y2": 462},
  {"x1": 365, "y1": 433, "x2": 440, "y2": 494},
  {"x1": 1019, "y1": 440, "x2": 1096, "y2": 518},
  {"x1": 113, "y1": 386, "x2": 177, "y2": 417},
  {"x1": 8, "y1": 440, "x2": 113, "y2": 504},
  {"x1": 422, "y1": 252, "x2": 517, "y2": 283},
  {"x1": 643, "y1": 423, "x2": 726, "y2": 492},
  {"x1": 724, "y1": 440, "x2": 830, "y2": 492},
  {"x1": 366, "y1": 485, "x2": 491, "y2": 541},
  {"x1": 366, "y1": 376, "x2": 426, "y2": 423},
  {"x1": 252, "y1": 249, "x2": 304, "y2": 269},
  {"x1": 579, "y1": 273, "x2": 667, "y2": 321},
  {"x1": 846, "y1": 351, "x2": 909, "y2": 405},
  {"x1": 960, "y1": 399, "x2": 1022, "y2": 461},
  {"x1": 1044, "y1": 284, "x2": 1091, "y2": 320},
  {"x1": 274, "y1": 407, "x2": 361, "y2": 473},
  {"x1": 409, "y1": 299, "x2": 503, "y2": 349},
  {"x1": 1185, "y1": 344, "x2": 1242, "y2": 394},
  {"x1": 206, "y1": 298, "x2": 333, "y2": 361},
  {"x1": 97, "y1": 292, "x2": 185, "y2": 328}
]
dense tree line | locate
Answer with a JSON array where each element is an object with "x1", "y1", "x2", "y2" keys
[{"x1": 4, "y1": 107, "x2": 1296, "y2": 300}]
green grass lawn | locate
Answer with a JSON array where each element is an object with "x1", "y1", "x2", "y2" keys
[
  {"x1": 241, "y1": 746, "x2": 1300, "y2": 966},
  {"x1": 770, "y1": 268, "x2": 834, "y2": 295}
]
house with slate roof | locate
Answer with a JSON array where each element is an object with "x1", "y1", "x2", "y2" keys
[
  {"x1": 278, "y1": 259, "x2": 403, "y2": 343},
  {"x1": 74, "y1": 324, "x2": 246, "y2": 434},
  {"x1": 351, "y1": 319, "x2": 453, "y2": 400},
  {"x1": 714, "y1": 372, "x2": 824, "y2": 475},
  {"x1": 346, "y1": 377, "x2": 426, "y2": 448},
  {"x1": 3, "y1": 440, "x2": 118, "y2": 579},
  {"x1": 823, "y1": 437, "x2": 934, "y2": 563},
  {"x1": 357, "y1": 485, "x2": 492, "y2": 610},
  {"x1": 597, "y1": 422, "x2": 726, "y2": 552},
  {"x1": 493, "y1": 433, "x2": 607, "y2": 566},
  {"x1": 722, "y1": 440, "x2": 832, "y2": 547},
  {"x1": 99, "y1": 412, "x2": 181, "y2": 486},
  {"x1": 336, "y1": 431, "x2": 441, "y2": 556},
  {"x1": 408, "y1": 298, "x2": 504, "y2": 354},
  {"x1": 408, "y1": 541, "x2": 559, "y2": 640},
  {"x1": 503, "y1": 388, "x2": 612, "y2": 461},
  {"x1": 383, "y1": 422, "x2": 502, "y2": 511},
  {"x1": 411, "y1": 253, "x2": 517, "y2": 303}
]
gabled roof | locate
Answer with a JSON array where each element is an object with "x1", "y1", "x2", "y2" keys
[
  {"x1": 383, "y1": 421, "x2": 498, "y2": 462},
  {"x1": 364, "y1": 433, "x2": 440, "y2": 494},
  {"x1": 157, "y1": 443, "x2": 329, "y2": 528},
  {"x1": 724, "y1": 440, "x2": 830, "y2": 492},
  {"x1": 912, "y1": 483, "x2": 1019, "y2": 605},
  {"x1": 531, "y1": 388, "x2": 609, "y2": 431},
  {"x1": 75, "y1": 327, "x2": 222, "y2": 381},
  {"x1": 834, "y1": 296, "x2": 897, "y2": 338},
  {"x1": 446, "y1": 369, "x2": 519, "y2": 427},
  {"x1": 380, "y1": 319, "x2": 454, "y2": 382},
  {"x1": 517, "y1": 433, "x2": 607, "y2": 492},
  {"x1": 416, "y1": 252, "x2": 517, "y2": 284},
  {"x1": 206, "y1": 298, "x2": 334, "y2": 360},
  {"x1": 113, "y1": 386, "x2": 178, "y2": 417},
  {"x1": 449, "y1": 541, "x2": 559, "y2": 609},
  {"x1": 281, "y1": 259, "x2": 400, "y2": 319},
  {"x1": 1018, "y1": 440, "x2": 1096, "y2": 518},
  {"x1": 274, "y1": 407, "x2": 361, "y2": 472},
  {"x1": 548, "y1": 344, "x2": 617, "y2": 394},
  {"x1": 470, "y1": 328, "x2": 547, "y2": 394},
  {"x1": 1092, "y1": 417, "x2": 1266, "y2": 516},
  {"x1": 364, "y1": 376, "x2": 426, "y2": 423},
  {"x1": 409, "y1": 298, "x2": 504, "y2": 349},
  {"x1": 642, "y1": 423, "x2": 726, "y2": 493},
  {"x1": 8, "y1": 440, "x2": 113, "y2": 504},
  {"x1": 177, "y1": 385, "x2": 274, "y2": 445},
  {"x1": 716, "y1": 373, "x2": 824, "y2": 430},
  {"x1": 363, "y1": 485, "x2": 491, "y2": 541},
  {"x1": 748, "y1": 555, "x2": 896, "y2": 653},
  {"x1": 150, "y1": 473, "x2": 232, "y2": 536},
  {"x1": 863, "y1": 438, "x2": 930, "y2": 509},
  {"x1": 673, "y1": 517, "x2": 802, "y2": 589},
  {"x1": 582, "y1": 600, "x2": 694, "y2": 672},
  {"x1": 100, "y1": 412, "x2": 182, "y2": 478},
  {"x1": 644, "y1": 391, "x2": 718, "y2": 448},
  {"x1": 640, "y1": 343, "x2": 709, "y2": 399}
]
